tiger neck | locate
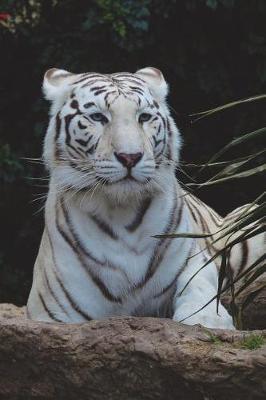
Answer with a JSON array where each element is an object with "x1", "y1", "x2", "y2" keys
[{"x1": 46, "y1": 172, "x2": 181, "y2": 231}]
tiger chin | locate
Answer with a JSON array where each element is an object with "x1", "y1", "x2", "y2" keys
[{"x1": 27, "y1": 66, "x2": 235, "y2": 329}]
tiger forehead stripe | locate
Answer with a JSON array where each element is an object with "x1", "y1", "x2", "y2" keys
[
  {"x1": 72, "y1": 73, "x2": 107, "y2": 85},
  {"x1": 111, "y1": 72, "x2": 145, "y2": 82},
  {"x1": 80, "y1": 78, "x2": 113, "y2": 88},
  {"x1": 90, "y1": 85, "x2": 109, "y2": 92},
  {"x1": 94, "y1": 89, "x2": 108, "y2": 96}
]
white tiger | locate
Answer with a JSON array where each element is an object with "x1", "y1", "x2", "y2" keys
[{"x1": 27, "y1": 67, "x2": 262, "y2": 329}]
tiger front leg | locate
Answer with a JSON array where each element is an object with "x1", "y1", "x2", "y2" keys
[{"x1": 172, "y1": 250, "x2": 235, "y2": 329}]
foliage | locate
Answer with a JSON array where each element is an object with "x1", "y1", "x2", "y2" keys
[
  {"x1": 203, "y1": 329, "x2": 223, "y2": 344},
  {"x1": 0, "y1": 0, "x2": 265, "y2": 305},
  {"x1": 0, "y1": 144, "x2": 23, "y2": 183},
  {"x1": 241, "y1": 334, "x2": 265, "y2": 350}
]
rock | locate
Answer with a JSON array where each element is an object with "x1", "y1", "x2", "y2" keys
[
  {"x1": 0, "y1": 303, "x2": 266, "y2": 400},
  {"x1": 222, "y1": 278, "x2": 266, "y2": 330},
  {"x1": 0, "y1": 303, "x2": 25, "y2": 319}
]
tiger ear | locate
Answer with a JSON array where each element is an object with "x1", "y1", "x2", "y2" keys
[
  {"x1": 135, "y1": 67, "x2": 168, "y2": 101},
  {"x1": 42, "y1": 68, "x2": 77, "y2": 102}
]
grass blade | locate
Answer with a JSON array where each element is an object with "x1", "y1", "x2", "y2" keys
[
  {"x1": 190, "y1": 94, "x2": 266, "y2": 122},
  {"x1": 189, "y1": 163, "x2": 266, "y2": 187},
  {"x1": 153, "y1": 232, "x2": 213, "y2": 239},
  {"x1": 196, "y1": 127, "x2": 266, "y2": 175},
  {"x1": 216, "y1": 249, "x2": 228, "y2": 314}
]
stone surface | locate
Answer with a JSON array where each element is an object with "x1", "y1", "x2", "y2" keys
[
  {"x1": 0, "y1": 303, "x2": 266, "y2": 400},
  {"x1": 222, "y1": 277, "x2": 266, "y2": 330}
]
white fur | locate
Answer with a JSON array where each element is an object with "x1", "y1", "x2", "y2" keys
[
  {"x1": 136, "y1": 67, "x2": 169, "y2": 101},
  {"x1": 27, "y1": 67, "x2": 235, "y2": 329}
]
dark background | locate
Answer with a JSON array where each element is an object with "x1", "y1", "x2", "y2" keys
[{"x1": 0, "y1": 0, "x2": 265, "y2": 305}]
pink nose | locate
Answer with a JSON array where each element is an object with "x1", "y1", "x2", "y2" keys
[{"x1": 115, "y1": 152, "x2": 143, "y2": 168}]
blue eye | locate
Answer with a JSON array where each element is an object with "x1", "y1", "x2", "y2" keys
[
  {"x1": 139, "y1": 113, "x2": 152, "y2": 123},
  {"x1": 90, "y1": 113, "x2": 108, "y2": 124}
]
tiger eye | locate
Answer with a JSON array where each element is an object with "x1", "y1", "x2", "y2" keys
[
  {"x1": 90, "y1": 112, "x2": 109, "y2": 124},
  {"x1": 139, "y1": 113, "x2": 152, "y2": 123},
  {"x1": 84, "y1": 102, "x2": 95, "y2": 109}
]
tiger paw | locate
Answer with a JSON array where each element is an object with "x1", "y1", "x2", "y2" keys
[{"x1": 173, "y1": 303, "x2": 235, "y2": 330}]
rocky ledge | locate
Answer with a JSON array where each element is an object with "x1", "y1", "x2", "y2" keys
[{"x1": 0, "y1": 303, "x2": 266, "y2": 400}]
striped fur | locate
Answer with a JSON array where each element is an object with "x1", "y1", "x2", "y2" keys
[{"x1": 27, "y1": 67, "x2": 264, "y2": 328}]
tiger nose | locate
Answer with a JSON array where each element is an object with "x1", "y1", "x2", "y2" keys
[{"x1": 115, "y1": 152, "x2": 143, "y2": 168}]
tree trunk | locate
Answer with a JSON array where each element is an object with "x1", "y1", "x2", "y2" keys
[{"x1": 0, "y1": 304, "x2": 265, "y2": 400}]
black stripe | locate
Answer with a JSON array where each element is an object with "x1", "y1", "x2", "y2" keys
[
  {"x1": 104, "y1": 90, "x2": 118, "y2": 107},
  {"x1": 126, "y1": 197, "x2": 152, "y2": 232},
  {"x1": 69, "y1": 161, "x2": 86, "y2": 172},
  {"x1": 90, "y1": 214, "x2": 118, "y2": 240},
  {"x1": 67, "y1": 149, "x2": 79, "y2": 160},
  {"x1": 38, "y1": 291, "x2": 63, "y2": 322},
  {"x1": 81, "y1": 78, "x2": 111, "y2": 88},
  {"x1": 60, "y1": 200, "x2": 103, "y2": 264},
  {"x1": 86, "y1": 142, "x2": 96, "y2": 155},
  {"x1": 42, "y1": 259, "x2": 71, "y2": 317},
  {"x1": 58, "y1": 200, "x2": 122, "y2": 303},
  {"x1": 185, "y1": 198, "x2": 198, "y2": 224},
  {"x1": 90, "y1": 85, "x2": 107, "y2": 92},
  {"x1": 137, "y1": 196, "x2": 184, "y2": 289},
  {"x1": 128, "y1": 86, "x2": 144, "y2": 95},
  {"x1": 75, "y1": 137, "x2": 92, "y2": 147},
  {"x1": 238, "y1": 240, "x2": 249, "y2": 273},
  {"x1": 64, "y1": 113, "x2": 86, "y2": 157},
  {"x1": 154, "y1": 243, "x2": 194, "y2": 299},
  {"x1": 47, "y1": 226, "x2": 93, "y2": 320},
  {"x1": 188, "y1": 201, "x2": 208, "y2": 232},
  {"x1": 112, "y1": 74, "x2": 145, "y2": 83},
  {"x1": 153, "y1": 135, "x2": 165, "y2": 148},
  {"x1": 70, "y1": 99, "x2": 79, "y2": 109},
  {"x1": 94, "y1": 89, "x2": 107, "y2": 96},
  {"x1": 54, "y1": 112, "x2": 62, "y2": 159},
  {"x1": 73, "y1": 74, "x2": 105, "y2": 84},
  {"x1": 55, "y1": 112, "x2": 61, "y2": 141},
  {"x1": 129, "y1": 85, "x2": 144, "y2": 91},
  {"x1": 157, "y1": 112, "x2": 166, "y2": 129},
  {"x1": 190, "y1": 195, "x2": 222, "y2": 226},
  {"x1": 166, "y1": 118, "x2": 172, "y2": 137},
  {"x1": 187, "y1": 200, "x2": 221, "y2": 252}
]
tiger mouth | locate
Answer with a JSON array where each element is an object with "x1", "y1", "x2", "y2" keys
[
  {"x1": 109, "y1": 175, "x2": 139, "y2": 184},
  {"x1": 104, "y1": 175, "x2": 151, "y2": 185}
]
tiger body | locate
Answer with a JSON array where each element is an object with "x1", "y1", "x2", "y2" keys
[{"x1": 27, "y1": 67, "x2": 261, "y2": 328}]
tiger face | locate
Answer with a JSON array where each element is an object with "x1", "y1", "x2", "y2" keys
[{"x1": 43, "y1": 67, "x2": 181, "y2": 203}]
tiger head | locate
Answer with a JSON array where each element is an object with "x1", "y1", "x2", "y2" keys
[{"x1": 43, "y1": 67, "x2": 181, "y2": 204}]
